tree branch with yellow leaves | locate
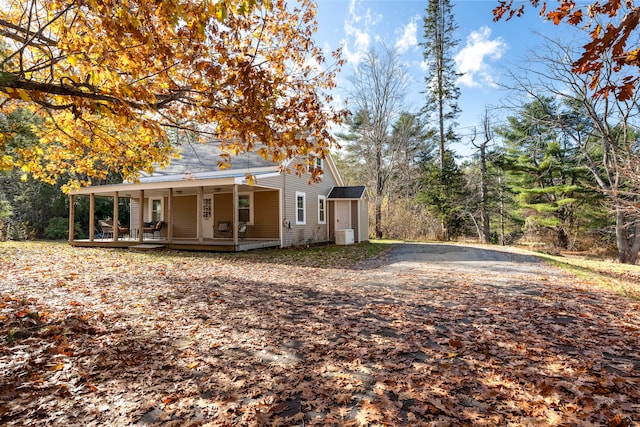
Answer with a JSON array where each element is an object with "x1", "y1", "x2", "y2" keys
[
  {"x1": 494, "y1": 0, "x2": 640, "y2": 100},
  {"x1": 0, "y1": 0, "x2": 345, "y2": 190}
]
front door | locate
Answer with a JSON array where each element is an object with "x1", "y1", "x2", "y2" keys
[
  {"x1": 335, "y1": 200, "x2": 350, "y2": 230},
  {"x1": 202, "y1": 195, "x2": 213, "y2": 239}
]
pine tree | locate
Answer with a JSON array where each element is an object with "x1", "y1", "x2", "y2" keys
[
  {"x1": 496, "y1": 97, "x2": 597, "y2": 248},
  {"x1": 418, "y1": 150, "x2": 469, "y2": 239},
  {"x1": 421, "y1": 0, "x2": 461, "y2": 170}
]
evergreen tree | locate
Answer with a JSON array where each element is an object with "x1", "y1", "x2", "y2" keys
[
  {"x1": 421, "y1": 0, "x2": 463, "y2": 240},
  {"x1": 418, "y1": 150, "x2": 469, "y2": 239},
  {"x1": 496, "y1": 97, "x2": 598, "y2": 248},
  {"x1": 421, "y1": 0, "x2": 461, "y2": 170},
  {"x1": 341, "y1": 47, "x2": 412, "y2": 239},
  {"x1": 338, "y1": 109, "x2": 431, "y2": 239},
  {"x1": 388, "y1": 112, "x2": 433, "y2": 199}
]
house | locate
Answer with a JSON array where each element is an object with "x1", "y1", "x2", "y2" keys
[{"x1": 68, "y1": 142, "x2": 369, "y2": 251}]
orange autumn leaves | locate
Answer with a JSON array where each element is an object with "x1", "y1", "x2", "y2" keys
[
  {"x1": 494, "y1": 0, "x2": 640, "y2": 100},
  {"x1": 0, "y1": 0, "x2": 345, "y2": 191},
  {"x1": 2, "y1": 242, "x2": 639, "y2": 425}
]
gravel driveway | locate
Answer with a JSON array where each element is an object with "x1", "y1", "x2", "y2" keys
[{"x1": 357, "y1": 242, "x2": 569, "y2": 295}]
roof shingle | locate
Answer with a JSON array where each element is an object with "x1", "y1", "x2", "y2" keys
[{"x1": 327, "y1": 186, "x2": 366, "y2": 199}]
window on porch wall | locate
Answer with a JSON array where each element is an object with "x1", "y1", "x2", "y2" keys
[
  {"x1": 150, "y1": 198, "x2": 163, "y2": 222},
  {"x1": 238, "y1": 193, "x2": 253, "y2": 225},
  {"x1": 296, "y1": 192, "x2": 306, "y2": 225}
]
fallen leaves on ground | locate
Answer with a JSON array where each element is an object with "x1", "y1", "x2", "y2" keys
[{"x1": 1, "y1": 242, "x2": 639, "y2": 426}]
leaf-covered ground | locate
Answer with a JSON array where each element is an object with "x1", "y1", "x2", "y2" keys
[{"x1": 1, "y1": 241, "x2": 639, "y2": 426}]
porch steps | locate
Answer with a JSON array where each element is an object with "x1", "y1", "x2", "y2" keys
[{"x1": 129, "y1": 244, "x2": 166, "y2": 251}]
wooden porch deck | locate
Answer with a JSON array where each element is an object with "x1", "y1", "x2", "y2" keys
[{"x1": 70, "y1": 237, "x2": 281, "y2": 252}]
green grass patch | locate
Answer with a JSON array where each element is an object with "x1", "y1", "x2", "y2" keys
[{"x1": 535, "y1": 252, "x2": 640, "y2": 300}]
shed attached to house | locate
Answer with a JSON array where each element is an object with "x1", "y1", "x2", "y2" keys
[{"x1": 327, "y1": 185, "x2": 369, "y2": 244}]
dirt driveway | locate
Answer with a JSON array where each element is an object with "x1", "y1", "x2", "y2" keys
[
  {"x1": 357, "y1": 243, "x2": 570, "y2": 296},
  {"x1": 363, "y1": 241, "x2": 563, "y2": 277},
  {"x1": 1, "y1": 242, "x2": 639, "y2": 426}
]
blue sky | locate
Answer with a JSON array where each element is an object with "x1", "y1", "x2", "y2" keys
[{"x1": 312, "y1": 0, "x2": 566, "y2": 158}]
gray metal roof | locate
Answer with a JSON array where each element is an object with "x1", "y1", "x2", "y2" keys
[
  {"x1": 139, "y1": 142, "x2": 279, "y2": 183},
  {"x1": 327, "y1": 186, "x2": 366, "y2": 199}
]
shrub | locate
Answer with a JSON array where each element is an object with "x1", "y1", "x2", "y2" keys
[
  {"x1": 379, "y1": 197, "x2": 440, "y2": 240},
  {"x1": 44, "y1": 217, "x2": 80, "y2": 240}
]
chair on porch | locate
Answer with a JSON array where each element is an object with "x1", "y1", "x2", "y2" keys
[
  {"x1": 216, "y1": 221, "x2": 231, "y2": 238},
  {"x1": 99, "y1": 220, "x2": 113, "y2": 239},
  {"x1": 143, "y1": 221, "x2": 165, "y2": 239},
  {"x1": 99, "y1": 220, "x2": 129, "y2": 239},
  {"x1": 238, "y1": 222, "x2": 247, "y2": 239}
]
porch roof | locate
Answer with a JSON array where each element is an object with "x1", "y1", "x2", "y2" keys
[
  {"x1": 71, "y1": 170, "x2": 279, "y2": 197},
  {"x1": 327, "y1": 186, "x2": 366, "y2": 200},
  {"x1": 71, "y1": 141, "x2": 283, "y2": 197}
]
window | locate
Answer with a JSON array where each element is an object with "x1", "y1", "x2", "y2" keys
[
  {"x1": 296, "y1": 192, "x2": 306, "y2": 225},
  {"x1": 238, "y1": 193, "x2": 254, "y2": 225},
  {"x1": 150, "y1": 198, "x2": 163, "y2": 222},
  {"x1": 308, "y1": 156, "x2": 323, "y2": 172},
  {"x1": 318, "y1": 195, "x2": 326, "y2": 224}
]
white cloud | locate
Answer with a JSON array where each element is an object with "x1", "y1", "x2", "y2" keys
[
  {"x1": 455, "y1": 26, "x2": 507, "y2": 88},
  {"x1": 394, "y1": 16, "x2": 419, "y2": 55},
  {"x1": 341, "y1": 0, "x2": 381, "y2": 66}
]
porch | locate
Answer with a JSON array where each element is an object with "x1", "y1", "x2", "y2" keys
[
  {"x1": 70, "y1": 237, "x2": 281, "y2": 252},
  {"x1": 68, "y1": 175, "x2": 283, "y2": 252}
]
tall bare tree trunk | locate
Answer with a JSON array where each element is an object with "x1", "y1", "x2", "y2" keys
[
  {"x1": 375, "y1": 149, "x2": 384, "y2": 239},
  {"x1": 470, "y1": 109, "x2": 492, "y2": 244},
  {"x1": 616, "y1": 210, "x2": 640, "y2": 264},
  {"x1": 479, "y1": 147, "x2": 490, "y2": 244}
]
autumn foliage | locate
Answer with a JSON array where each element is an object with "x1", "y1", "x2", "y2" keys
[
  {"x1": 0, "y1": 0, "x2": 344, "y2": 191},
  {"x1": 493, "y1": 0, "x2": 640, "y2": 100}
]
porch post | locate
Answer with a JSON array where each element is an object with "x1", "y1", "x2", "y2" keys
[
  {"x1": 68, "y1": 194, "x2": 75, "y2": 241},
  {"x1": 89, "y1": 193, "x2": 95, "y2": 241},
  {"x1": 278, "y1": 188, "x2": 283, "y2": 248},
  {"x1": 232, "y1": 184, "x2": 238, "y2": 247},
  {"x1": 138, "y1": 189, "x2": 144, "y2": 243},
  {"x1": 113, "y1": 191, "x2": 119, "y2": 241},
  {"x1": 356, "y1": 199, "x2": 361, "y2": 243},
  {"x1": 167, "y1": 188, "x2": 173, "y2": 242},
  {"x1": 197, "y1": 186, "x2": 203, "y2": 243}
]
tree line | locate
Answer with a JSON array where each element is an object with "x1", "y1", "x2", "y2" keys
[{"x1": 336, "y1": 0, "x2": 640, "y2": 264}]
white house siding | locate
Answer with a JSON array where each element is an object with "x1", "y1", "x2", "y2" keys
[
  {"x1": 130, "y1": 197, "x2": 168, "y2": 231},
  {"x1": 259, "y1": 169, "x2": 337, "y2": 248},
  {"x1": 130, "y1": 199, "x2": 140, "y2": 230}
]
